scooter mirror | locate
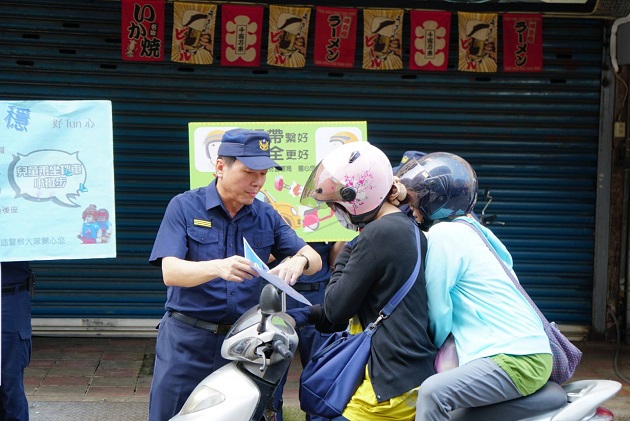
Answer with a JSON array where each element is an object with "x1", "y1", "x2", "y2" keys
[{"x1": 260, "y1": 284, "x2": 282, "y2": 315}]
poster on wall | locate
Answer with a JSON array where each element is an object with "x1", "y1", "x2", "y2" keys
[
  {"x1": 0, "y1": 100, "x2": 116, "y2": 262},
  {"x1": 188, "y1": 121, "x2": 367, "y2": 242}
]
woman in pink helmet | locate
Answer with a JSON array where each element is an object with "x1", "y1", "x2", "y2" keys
[{"x1": 299, "y1": 142, "x2": 437, "y2": 420}]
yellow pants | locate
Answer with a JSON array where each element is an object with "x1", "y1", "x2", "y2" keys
[{"x1": 342, "y1": 365, "x2": 418, "y2": 421}]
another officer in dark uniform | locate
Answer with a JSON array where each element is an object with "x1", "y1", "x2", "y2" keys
[
  {"x1": 148, "y1": 128, "x2": 321, "y2": 421},
  {"x1": 1, "y1": 261, "x2": 33, "y2": 421}
]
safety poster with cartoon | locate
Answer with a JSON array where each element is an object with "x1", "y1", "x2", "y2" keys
[
  {"x1": 0, "y1": 100, "x2": 116, "y2": 262},
  {"x1": 189, "y1": 121, "x2": 365, "y2": 242}
]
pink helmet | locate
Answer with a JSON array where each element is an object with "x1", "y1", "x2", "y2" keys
[{"x1": 300, "y1": 142, "x2": 393, "y2": 229}]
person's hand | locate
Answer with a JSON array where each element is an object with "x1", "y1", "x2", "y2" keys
[
  {"x1": 295, "y1": 36, "x2": 306, "y2": 56},
  {"x1": 268, "y1": 255, "x2": 308, "y2": 286},
  {"x1": 215, "y1": 255, "x2": 259, "y2": 283},
  {"x1": 199, "y1": 33, "x2": 212, "y2": 53},
  {"x1": 308, "y1": 304, "x2": 324, "y2": 325},
  {"x1": 388, "y1": 38, "x2": 402, "y2": 58},
  {"x1": 483, "y1": 41, "x2": 497, "y2": 61}
]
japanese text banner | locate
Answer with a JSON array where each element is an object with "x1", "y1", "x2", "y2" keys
[
  {"x1": 188, "y1": 121, "x2": 367, "y2": 242},
  {"x1": 458, "y1": 12, "x2": 498, "y2": 72},
  {"x1": 267, "y1": 5, "x2": 311, "y2": 68},
  {"x1": 171, "y1": 2, "x2": 216, "y2": 64},
  {"x1": 410, "y1": 10, "x2": 451, "y2": 71},
  {"x1": 121, "y1": 0, "x2": 165, "y2": 61},
  {"x1": 363, "y1": 9, "x2": 404, "y2": 71},
  {"x1": 503, "y1": 13, "x2": 543, "y2": 72},
  {"x1": 313, "y1": 7, "x2": 358, "y2": 69},
  {"x1": 221, "y1": 4, "x2": 264, "y2": 67},
  {"x1": 0, "y1": 100, "x2": 116, "y2": 262}
]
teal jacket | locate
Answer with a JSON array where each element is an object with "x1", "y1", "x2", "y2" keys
[{"x1": 425, "y1": 216, "x2": 551, "y2": 366}]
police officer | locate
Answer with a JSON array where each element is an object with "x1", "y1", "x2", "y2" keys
[
  {"x1": 1, "y1": 261, "x2": 33, "y2": 421},
  {"x1": 148, "y1": 128, "x2": 322, "y2": 421}
]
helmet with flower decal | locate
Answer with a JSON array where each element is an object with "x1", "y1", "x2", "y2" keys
[{"x1": 300, "y1": 142, "x2": 393, "y2": 230}]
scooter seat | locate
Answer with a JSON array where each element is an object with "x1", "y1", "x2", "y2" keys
[{"x1": 449, "y1": 381, "x2": 567, "y2": 421}]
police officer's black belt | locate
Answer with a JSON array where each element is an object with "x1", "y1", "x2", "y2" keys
[
  {"x1": 1, "y1": 280, "x2": 29, "y2": 295},
  {"x1": 169, "y1": 311, "x2": 232, "y2": 335},
  {"x1": 292, "y1": 282, "x2": 321, "y2": 292}
]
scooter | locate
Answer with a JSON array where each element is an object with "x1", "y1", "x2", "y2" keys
[
  {"x1": 169, "y1": 276, "x2": 623, "y2": 420},
  {"x1": 170, "y1": 283, "x2": 297, "y2": 421},
  {"x1": 170, "y1": 284, "x2": 623, "y2": 421}
]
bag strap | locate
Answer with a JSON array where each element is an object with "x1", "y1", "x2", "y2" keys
[
  {"x1": 366, "y1": 225, "x2": 422, "y2": 335},
  {"x1": 452, "y1": 219, "x2": 550, "y2": 325}
]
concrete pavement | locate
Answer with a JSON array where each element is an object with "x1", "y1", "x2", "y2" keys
[{"x1": 25, "y1": 336, "x2": 630, "y2": 420}]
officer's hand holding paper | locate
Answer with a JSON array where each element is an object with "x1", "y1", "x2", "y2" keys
[{"x1": 244, "y1": 238, "x2": 312, "y2": 306}]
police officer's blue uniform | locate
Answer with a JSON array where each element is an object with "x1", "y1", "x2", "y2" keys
[
  {"x1": 1, "y1": 261, "x2": 32, "y2": 421},
  {"x1": 148, "y1": 180, "x2": 307, "y2": 421},
  {"x1": 272, "y1": 241, "x2": 335, "y2": 421}
]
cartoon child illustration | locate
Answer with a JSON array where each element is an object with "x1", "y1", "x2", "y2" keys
[
  {"x1": 78, "y1": 204, "x2": 102, "y2": 244},
  {"x1": 97, "y1": 208, "x2": 113, "y2": 243}
]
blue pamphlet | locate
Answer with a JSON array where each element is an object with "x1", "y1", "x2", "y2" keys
[{"x1": 243, "y1": 238, "x2": 312, "y2": 306}]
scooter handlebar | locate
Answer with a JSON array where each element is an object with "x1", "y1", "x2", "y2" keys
[{"x1": 273, "y1": 339, "x2": 293, "y2": 362}]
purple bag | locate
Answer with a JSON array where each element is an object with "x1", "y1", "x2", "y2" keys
[
  {"x1": 545, "y1": 321, "x2": 582, "y2": 384},
  {"x1": 434, "y1": 333, "x2": 459, "y2": 373}
]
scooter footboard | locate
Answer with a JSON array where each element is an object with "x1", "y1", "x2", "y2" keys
[{"x1": 450, "y1": 381, "x2": 567, "y2": 421}]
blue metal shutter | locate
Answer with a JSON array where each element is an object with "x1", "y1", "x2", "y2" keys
[{"x1": 0, "y1": 0, "x2": 603, "y2": 325}]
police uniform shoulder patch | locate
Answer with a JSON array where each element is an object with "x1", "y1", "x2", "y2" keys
[{"x1": 193, "y1": 219, "x2": 212, "y2": 228}]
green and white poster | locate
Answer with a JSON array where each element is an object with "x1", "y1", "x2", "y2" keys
[{"x1": 189, "y1": 121, "x2": 366, "y2": 242}]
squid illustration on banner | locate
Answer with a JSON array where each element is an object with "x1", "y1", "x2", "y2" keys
[
  {"x1": 410, "y1": 10, "x2": 451, "y2": 71},
  {"x1": 0, "y1": 100, "x2": 116, "y2": 262},
  {"x1": 458, "y1": 12, "x2": 498, "y2": 72},
  {"x1": 363, "y1": 9, "x2": 404, "y2": 70},
  {"x1": 171, "y1": 2, "x2": 216, "y2": 64},
  {"x1": 221, "y1": 4, "x2": 264, "y2": 67},
  {"x1": 267, "y1": 5, "x2": 311, "y2": 68},
  {"x1": 313, "y1": 6, "x2": 358, "y2": 69},
  {"x1": 121, "y1": 0, "x2": 165, "y2": 61},
  {"x1": 503, "y1": 13, "x2": 543, "y2": 72}
]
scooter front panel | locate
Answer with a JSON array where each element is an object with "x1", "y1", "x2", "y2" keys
[{"x1": 171, "y1": 363, "x2": 260, "y2": 421}]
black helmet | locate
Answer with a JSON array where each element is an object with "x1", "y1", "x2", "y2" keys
[{"x1": 396, "y1": 152, "x2": 478, "y2": 229}]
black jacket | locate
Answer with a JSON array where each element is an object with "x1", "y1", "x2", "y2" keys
[{"x1": 316, "y1": 212, "x2": 437, "y2": 402}]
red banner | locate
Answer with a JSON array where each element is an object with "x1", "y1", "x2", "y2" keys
[
  {"x1": 313, "y1": 7, "x2": 357, "y2": 69},
  {"x1": 503, "y1": 13, "x2": 543, "y2": 72},
  {"x1": 121, "y1": 0, "x2": 165, "y2": 61},
  {"x1": 221, "y1": 4, "x2": 264, "y2": 67},
  {"x1": 409, "y1": 10, "x2": 451, "y2": 71}
]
